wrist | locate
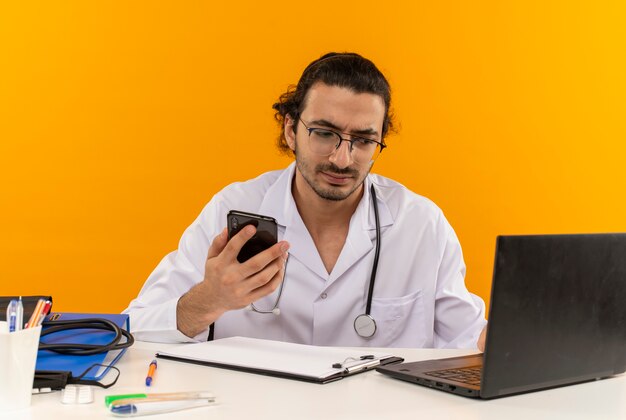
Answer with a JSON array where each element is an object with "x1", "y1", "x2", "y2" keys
[{"x1": 176, "y1": 285, "x2": 224, "y2": 338}]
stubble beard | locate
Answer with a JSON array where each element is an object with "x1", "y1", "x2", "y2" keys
[{"x1": 294, "y1": 143, "x2": 370, "y2": 202}]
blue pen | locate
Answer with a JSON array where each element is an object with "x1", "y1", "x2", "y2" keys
[
  {"x1": 6, "y1": 298, "x2": 23, "y2": 332},
  {"x1": 110, "y1": 398, "x2": 216, "y2": 417}
]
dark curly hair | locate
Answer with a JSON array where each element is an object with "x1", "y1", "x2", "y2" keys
[{"x1": 272, "y1": 52, "x2": 395, "y2": 156}]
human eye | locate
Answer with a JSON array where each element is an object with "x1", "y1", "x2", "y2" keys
[
  {"x1": 353, "y1": 137, "x2": 377, "y2": 149},
  {"x1": 312, "y1": 129, "x2": 338, "y2": 141}
]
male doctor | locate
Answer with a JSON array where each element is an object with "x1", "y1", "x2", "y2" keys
[{"x1": 124, "y1": 52, "x2": 487, "y2": 349}]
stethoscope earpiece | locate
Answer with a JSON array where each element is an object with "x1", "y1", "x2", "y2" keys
[{"x1": 247, "y1": 303, "x2": 282, "y2": 316}]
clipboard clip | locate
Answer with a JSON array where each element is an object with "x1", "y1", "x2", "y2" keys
[
  {"x1": 332, "y1": 355, "x2": 380, "y2": 373},
  {"x1": 343, "y1": 359, "x2": 381, "y2": 374}
]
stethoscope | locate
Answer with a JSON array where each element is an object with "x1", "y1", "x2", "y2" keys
[{"x1": 247, "y1": 184, "x2": 381, "y2": 339}]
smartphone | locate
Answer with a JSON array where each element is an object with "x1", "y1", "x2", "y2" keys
[{"x1": 227, "y1": 210, "x2": 278, "y2": 263}]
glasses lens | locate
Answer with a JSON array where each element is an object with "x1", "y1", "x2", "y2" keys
[
  {"x1": 352, "y1": 139, "x2": 381, "y2": 164},
  {"x1": 307, "y1": 128, "x2": 382, "y2": 164},
  {"x1": 308, "y1": 129, "x2": 339, "y2": 155}
]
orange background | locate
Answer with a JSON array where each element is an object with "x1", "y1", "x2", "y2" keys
[{"x1": 1, "y1": 2, "x2": 625, "y2": 314}]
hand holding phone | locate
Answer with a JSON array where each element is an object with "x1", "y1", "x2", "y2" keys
[
  {"x1": 175, "y1": 211, "x2": 287, "y2": 338},
  {"x1": 227, "y1": 211, "x2": 278, "y2": 263}
]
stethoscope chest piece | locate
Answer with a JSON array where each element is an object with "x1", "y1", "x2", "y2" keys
[{"x1": 354, "y1": 314, "x2": 377, "y2": 338}]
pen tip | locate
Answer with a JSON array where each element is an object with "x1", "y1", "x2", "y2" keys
[{"x1": 145, "y1": 378, "x2": 152, "y2": 386}]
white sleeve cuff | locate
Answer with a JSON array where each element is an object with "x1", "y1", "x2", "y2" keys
[{"x1": 124, "y1": 297, "x2": 210, "y2": 343}]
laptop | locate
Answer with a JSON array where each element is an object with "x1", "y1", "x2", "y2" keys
[{"x1": 376, "y1": 233, "x2": 626, "y2": 399}]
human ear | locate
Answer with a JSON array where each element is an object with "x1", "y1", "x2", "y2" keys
[{"x1": 285, "y1": 114, "x2": 296, "y2": 151}]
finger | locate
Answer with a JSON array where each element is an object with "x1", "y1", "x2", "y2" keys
[
  {"x1": 222, "y1": 224, "x2": 257, "y2": 260},
  {"x1": 207, "y1": 228, "x2": 229, "y2": 260},
  {"x1": 246, "y1": 258, "x2": 287, "y2": 303},
  {"x1": 239, "y1": 241, "x2": 290, "y2": 278},
  {"x1": 244, "y1": 252, "x2": 286, "y2": 290},
  {"x1": 225, "y1": 258, "x2": 282, "y2": 309}
]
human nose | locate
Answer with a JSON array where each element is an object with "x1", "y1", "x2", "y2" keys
[{"x1": 328, "y1": 139, "x2": 354, "y2": 168}]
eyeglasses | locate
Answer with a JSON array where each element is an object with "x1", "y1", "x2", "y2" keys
[{"x1": 299, "y1": 119, "x2": 386, "y2": 164}]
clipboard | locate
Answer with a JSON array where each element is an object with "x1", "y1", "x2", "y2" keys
[{"x1": 156, "y1": 336, "x2": 404, "y2": 384}]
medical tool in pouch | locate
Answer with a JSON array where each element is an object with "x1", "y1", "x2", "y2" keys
[{"x1": 35, "y1": 313, "x2": 134, "y2": 390}]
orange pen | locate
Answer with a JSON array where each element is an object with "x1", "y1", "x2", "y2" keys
[
  {"x1": 145, "y1": 359, "x2": 157, "y2": 386},
  {"x1": 25, "y1": 298, "x2": 45, "y2": 328}
]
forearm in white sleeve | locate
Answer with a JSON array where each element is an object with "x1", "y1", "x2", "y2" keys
[
  {"x1": 433, "y1": 222, "x2": 487, "y2": 349},
  {"x1": 123, "y1": 252, "x2": 209, "y2": 343},
  {"x1": 123, "y1": 202, "x2": 220, "y2": 343}
]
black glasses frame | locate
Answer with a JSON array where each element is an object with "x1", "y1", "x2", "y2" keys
[{"x1": 298, "y1": 119, "x2": 386, "y2": 158}]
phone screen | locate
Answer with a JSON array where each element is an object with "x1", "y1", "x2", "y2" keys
[{"x1": 227, "y1": 211, "x2": 278, "y2": 263}]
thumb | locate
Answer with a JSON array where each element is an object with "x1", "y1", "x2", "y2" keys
[{"x1": 207, "y1": 228, "x2": 229, "y2": 260}]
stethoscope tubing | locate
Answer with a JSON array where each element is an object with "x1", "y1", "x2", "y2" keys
[
  {"x1": 250, "y1": 183, "x2": 382, "y2": 338},
  {"x1": 365, "y1": 183, "x2": 381, "y2": 316},
  {"x1": 249, "y1": 256, "x2": 289, "y2": 315}
]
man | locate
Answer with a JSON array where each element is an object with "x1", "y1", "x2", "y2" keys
[{"x1": 124, "y1": 52, "x2": 487, "y2": 349}]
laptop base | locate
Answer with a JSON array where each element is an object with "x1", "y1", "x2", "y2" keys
[{"x1": 378, "y1": 354, "x2": 482, "y2": 398}]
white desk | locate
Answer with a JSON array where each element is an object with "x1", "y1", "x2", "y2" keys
[{"x1": 4, "y1": 341, "x2": 625, "y2": 420}]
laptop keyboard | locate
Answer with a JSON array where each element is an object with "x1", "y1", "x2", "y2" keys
[{"x1": 425, "y1": 366, "x2": 482, "y2": 386}]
